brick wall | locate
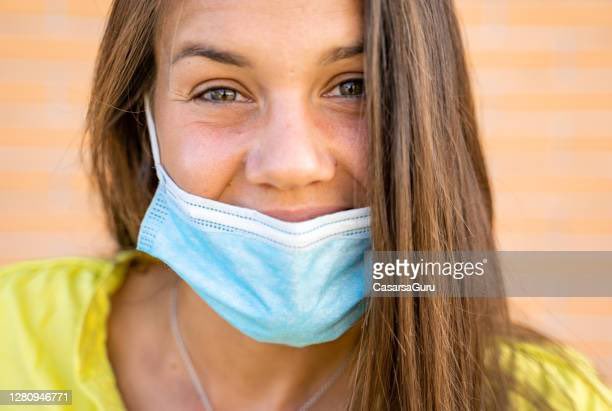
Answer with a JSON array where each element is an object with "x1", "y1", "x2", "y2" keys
[{"x1": 455, "y1": 0, "x2": 612, "y2": 383}]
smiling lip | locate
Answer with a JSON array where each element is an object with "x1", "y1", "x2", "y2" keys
[{"x1": 261, "y1": 206, "x2": 351, "y2": 222}]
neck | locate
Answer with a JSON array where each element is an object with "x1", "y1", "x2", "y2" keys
[{"x1": 174, "y1": 278, "x2": 361, "y2": 410}]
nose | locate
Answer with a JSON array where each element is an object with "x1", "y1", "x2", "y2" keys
[{"x1": 245, "y1": 100, "x2": 336, "y2": 191}]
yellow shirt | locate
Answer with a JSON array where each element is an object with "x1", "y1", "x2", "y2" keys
[{"x1": 0, "y1": 250, "x2": 610, "y2": 410}]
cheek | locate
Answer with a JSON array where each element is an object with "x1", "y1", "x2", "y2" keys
[
  {"x1": 316, "y1": 112, "x2": 369, "y2": 186},
  {"x1": 162, "y1": 123, "x2": 250, "y2": 198}
]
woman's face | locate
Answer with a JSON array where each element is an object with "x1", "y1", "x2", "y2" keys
[{"x1": 152, "y1": 0, "x2": 367, "y2": 222}]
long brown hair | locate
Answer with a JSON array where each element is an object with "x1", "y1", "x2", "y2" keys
[
  {"x1": 83, "y1": 0, "x2": 576, "y2": 409},
  {"x1": 354, "y1": 0, "x2": 539, "y2": 409}
]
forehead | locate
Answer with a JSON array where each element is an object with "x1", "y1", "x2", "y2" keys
[{"x1": 156, "y1": 0, "x2": 363, "y2": 66}]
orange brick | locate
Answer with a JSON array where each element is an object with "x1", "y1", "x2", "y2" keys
[
  {"x1": 0, "y1": 36, "x2": 98, "y2": 61},
  {"x1": 0, "y1": 0, "x2": 46, "y2": 14}
]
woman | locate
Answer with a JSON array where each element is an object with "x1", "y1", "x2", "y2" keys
[{"x1": 0, "y1": 0, "x2": 610, "y2": 410}]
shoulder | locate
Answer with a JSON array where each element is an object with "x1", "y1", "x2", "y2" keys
[
  {"x1": 497, "y1": 338, "x2": 612, "y2": 410},
  {"x1": 0, "y1": 254, "x2": 114, "y2": 289},
  {"x1": 0, "y1": 255, "x2": 117, "y2": 317},
  {"x1": 0, "y1": 251, "x2": 142, "y2": 387},
  {"x1": 0, "y1": 250, "x2": 148, "y2": 304}
]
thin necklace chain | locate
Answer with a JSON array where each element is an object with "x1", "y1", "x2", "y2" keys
[{"x1": 169, "y1": 281, "x2": 353, "y2": 411}]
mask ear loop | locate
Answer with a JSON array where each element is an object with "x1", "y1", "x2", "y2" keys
[{"x1": 144, "y1": 93, "x2": 167, "y2": 185}]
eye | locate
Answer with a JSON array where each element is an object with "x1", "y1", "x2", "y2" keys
[
  {"x1": 325, "y1": 78, "x2": 365, "y2": 99},
  {"x1": 193, "y1": 86, "x2": 251, "y2": 104}
]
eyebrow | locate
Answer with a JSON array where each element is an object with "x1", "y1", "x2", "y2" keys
[
  {"x1": 171, "y1": 43, "x2": 253, "y2": 68},
  {"x1": 319, "y1": 40, "x2": 364, "y2": 65},
  {"x1": 170, "y1": 40, "x2": 364, "y2": 68}
]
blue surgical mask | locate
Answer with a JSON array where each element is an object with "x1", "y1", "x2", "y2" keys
[{"x1": 137, "y1": 94, "x2": 371, "y2": 347}]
